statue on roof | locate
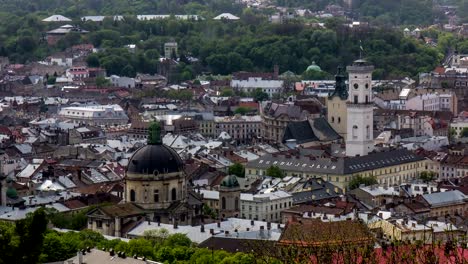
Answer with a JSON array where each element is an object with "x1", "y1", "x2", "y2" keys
[
  {"x1": 147, "y1": 122, "x2": 162, "y2": 145},
  {"x1": 329, "y1": 66, "x2": 348, "y2": 100}
]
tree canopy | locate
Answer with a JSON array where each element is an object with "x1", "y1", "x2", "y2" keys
[
  {"x1": 266, "y1": 165, "x2": 284, "y2": 178},
  {"x1": 228, "y1": 163, "x2": 245, "y2": 178},
  {"x1": 349, "y1": 175, "x2": 378, "y2": 190}
]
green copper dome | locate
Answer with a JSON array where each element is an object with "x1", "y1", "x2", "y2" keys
[
  {"x1": 221, "y1": 175, "x2": 240, "y2": 188},
  {"x1": 306, "y1": 61, "x2": 321, "y2": 72}
]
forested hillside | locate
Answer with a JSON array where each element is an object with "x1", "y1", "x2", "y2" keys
[
  {"x1": 0, "y1": 0, "x2": 243, "y2": 17},
  {"x1": 0, "y1": 0, "x2": 464, "y2": 80}
]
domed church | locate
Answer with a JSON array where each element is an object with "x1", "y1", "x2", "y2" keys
[{"x1": 87, "y1": 123, "x2": 204, "y2": 237}]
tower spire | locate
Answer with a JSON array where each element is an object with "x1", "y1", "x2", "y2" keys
[
  {"x1": 148, "y1": 122, "x2": 162, "y2": 145},
  {"x1": 329, "y1": 66, "x2": 348, "y2": 100}
]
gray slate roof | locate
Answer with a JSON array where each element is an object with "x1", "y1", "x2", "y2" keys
[
  {"x1": 246, "y1": 149, "x2": 425, "y2": 175},
  {"x1": 422, "y1": 190, "x2": 467, "y2": 207}
]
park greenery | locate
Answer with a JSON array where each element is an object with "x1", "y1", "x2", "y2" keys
[
  {"x1": 348, "y1": 175, "x2": 378, "y2": 190},
  {"x1": 1, "y1": 207, "x2": 467, "y2": 263},
  {"x1": 0, "y1": 208, "x2": 255, "y2": 264}
]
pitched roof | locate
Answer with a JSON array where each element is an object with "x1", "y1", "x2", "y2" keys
[
  {"x1": 279, "y1": 219, "x2": 373, "y2": 246},
  {"x1": 92, "y1": 203, "x2": 144, "y2": 218},
  {"x1": 213, "y1": 13, "x2": 240, "y2": 20},
  {"x1": 422, "y1": 190, "x2": 467, "y2": 207},
  {"x1": 246, "y1": 149, "x2": 425, "y2": 175},
  {"x1": 42, "y1": 15, "x2": 72, "y2": 22}
]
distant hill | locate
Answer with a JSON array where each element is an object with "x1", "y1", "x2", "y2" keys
[
  {"x1": 0, "y1": 0, "x2": 243, "y2": 17},
  {"x1": 273, "y1": 0, "x2": 456, "y2": 26}
]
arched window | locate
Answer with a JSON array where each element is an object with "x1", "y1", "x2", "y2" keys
[
  {"x1": 331, "y1": 117, "x2": 335, "y2": 123},
  {"x1": 338, "y1": 117, "x2": 341, "y2": 123},
  {"x1": 130, "y1": 189, "x2": 135, "y2": 202},
  {"x1": 171, "y1": 188, "x2": 177, "y2": 201},
  {"x1": 222, "y1": 197, "x2": 226, "y2": 210},
  {"x1": 235, "y1": 198, "x2": 239, "y2": 211},
  {"x1": 366, "y1": 125, "x2": 370, "y2": 139},
  {"x1": 352, "y1": 125, "x2": 358, "y2": 139}
]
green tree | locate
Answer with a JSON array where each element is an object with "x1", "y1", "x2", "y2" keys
[
  {"x1": 251, "y1": 88, "x2": 269, "y2": 102},
  {"x1": 121, "y1": 64, "x2": 136, "y2": 77},
  {"x1": 167, "y1": 89, "x2": 193, "y2": 102},
  {"x1": 16, "y1": 208, "x2": 48, "y2": 264},
  {"x1": 266, "y1": 165, "x2": 284, "y2": 178},
  {"x1": 228, "y1": 163, "x2": 245, "y2": 178},
  {"x1": 220, "y1": 87, "x2": 234, "y2": 97},
  {"x1": 96, "y1": 76, "x2": 111, "y2": 87},
  {"x1": 86, "y1": 53, "x2": 100, "y2": 67},
  {"x1": 234, "y1": 106, "x2": 252, "y2": 115},
  {"x1": 349, "y1": 175, "x2": 378, "y2": 190},
  {"x1": 419, "y1": 171, "x2": 436, "y2": 183}
]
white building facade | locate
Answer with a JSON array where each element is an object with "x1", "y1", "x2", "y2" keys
[
  {"x1": 240, "y1": 191, "x2": 293, "y2": 223},
  {"x1": 214, "y1": 115, "x2": 262, "y2": 143},
  {"x1": 231, "y1": 78, "x2": 283, "y2": 97},
  {"x1": 58, "y1": 104, "x2": 129, "y2": 126},
  {"x1": 346, "y1": 60, "x2": 374, "y2": 157}
]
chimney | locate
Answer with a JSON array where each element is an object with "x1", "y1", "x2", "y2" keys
[
  {"x1": 210, "y1": 228, "x2": 214, "y2": 235},
  {"x1": 200, "y1": 225, "x2": 205, "y2": 233}
]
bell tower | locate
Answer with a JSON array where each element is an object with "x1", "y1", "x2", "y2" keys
[
  {"x1": 346, "y1": 60, "x2": 374, "y2": 157},
  {"x1": 326, "y1": 67, "x2": 348, "y2": 138}
]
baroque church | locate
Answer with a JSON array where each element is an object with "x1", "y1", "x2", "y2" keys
[{"x1": 87, "y1": 123, "x2": 204, "y2": 237}]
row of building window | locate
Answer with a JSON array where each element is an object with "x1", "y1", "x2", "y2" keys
[{"x1": 129, "y1": 188, "x2": 177, "y2": 202}]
